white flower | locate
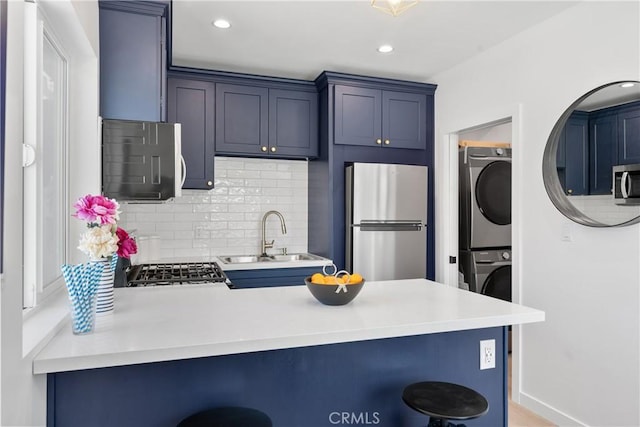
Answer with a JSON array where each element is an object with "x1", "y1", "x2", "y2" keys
[{"x1": 78, "y1": 225, "x2": 119, "y2": 259}]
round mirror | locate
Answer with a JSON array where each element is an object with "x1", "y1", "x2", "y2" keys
[{"x1": 543, "y1": 81, "x2": 640, "y2": 226}]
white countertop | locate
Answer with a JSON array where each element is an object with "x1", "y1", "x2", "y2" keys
[{"x1": 33, "y1": 279, "x2": 544, "y2": 374}]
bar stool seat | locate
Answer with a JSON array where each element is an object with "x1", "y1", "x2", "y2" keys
[
  {"x1": 177, "y1": 406, "x2": 272, "y2": 427},
  {"x1": 402, "y1": 381, "x2": 489, "y2": 427}
]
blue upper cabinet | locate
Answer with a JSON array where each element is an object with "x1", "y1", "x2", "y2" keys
[
  {"x1": 99, "y1": 1, "x2": 168, "y2": 122},
  {"x1": 215, "y1": 82, "x2": 318, "y2": 159},
  {"x1": 334, "y1": 85, "x2": 427, "y2": 150},
  {"x1": 269, "y1": 89, "x2": 318, "y2": 158},
  {"x1": 562, "y1": 102, "x2": 640, "y2": 196},
  {"x1": 382, "y1": 90, "x2": 428, "y2": 150},
  {"x1": 618, "y1": 108, "x2": 640, "y2": 164},
  {"x1": 563, "y1": 113, "x2": 589, "y2": 196},
  {"x1": 167, "y1": 77, "x2": 215, "y2": 190},
  {"x1": 589, "y1": 113, "x2": 617, "y2": 195},
  {"x1": 556, "y1": 126, "x2": 566, "y2": 168},
  {"x1": 334, "y1": 86, "x2": 382, "y2": 147},
  {"x1": 215, "y1": 83, "x2": 269, "y2": 155}
]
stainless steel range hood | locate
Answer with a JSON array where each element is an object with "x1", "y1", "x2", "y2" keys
[{"x1": 101, "y1": 118, "x2": 183, "y2": 202}]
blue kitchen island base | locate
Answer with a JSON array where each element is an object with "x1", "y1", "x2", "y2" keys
[{"x1": 47, "y1": 327, "x2": 507, "y2": 427}]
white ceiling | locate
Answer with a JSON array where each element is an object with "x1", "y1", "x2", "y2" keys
[{"x1": 171, "y1": 0, "x2": 579, "y2": 83}]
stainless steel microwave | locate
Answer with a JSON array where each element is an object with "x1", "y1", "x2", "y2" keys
[
  {"x1": 613, "y1": 163, "x2": 640, "y2": 205},
  {"x1": 101, "y1": 118, "x2": 183, "y2": 202}
]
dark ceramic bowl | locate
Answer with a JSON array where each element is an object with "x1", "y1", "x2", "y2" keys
[{"x1": 304, "y1": 277, "x2": 365, "y2": 306}]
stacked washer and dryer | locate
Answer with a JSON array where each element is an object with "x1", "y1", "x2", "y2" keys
[{"x1": 458, "y1": 146, "x2": 512, "y2": 302}]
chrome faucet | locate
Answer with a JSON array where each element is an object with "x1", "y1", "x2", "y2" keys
[{"x1": 261, "y1": 210, "x2": 287, "y2": 256}]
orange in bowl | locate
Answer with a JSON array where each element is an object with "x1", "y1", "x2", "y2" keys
[
  {"x1": 311, "y1": 273, "x2": 325, "y2": 284},
  {"x1": 304, "y1": 275, "x2": 366, "y2": 306},
  {"x1": 323, "y1": 275, "x2": 339, "y2": 285},
  {"x1": 346, "y1": 273, "x2": 363, "y2": 284}
]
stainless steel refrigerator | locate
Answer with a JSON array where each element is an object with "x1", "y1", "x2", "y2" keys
[{"x1": 345, "y1": 163, "x2": 428, "y2": 281}]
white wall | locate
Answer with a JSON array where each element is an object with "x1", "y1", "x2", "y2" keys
[
  {"x1": 459, "y1": 120, "x2": 512, "y2": 143},
  {"x1": 433, "y1": 2, "x2": 640, "y2": 426}
]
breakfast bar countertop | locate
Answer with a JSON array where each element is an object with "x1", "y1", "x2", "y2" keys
[{"x1": 33, "y1": 279, "x2": 544, "y2": 374}]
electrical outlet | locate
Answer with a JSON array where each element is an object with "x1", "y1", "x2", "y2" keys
[
  {"x1": 480, "y1": 339, "x2": 495, "y2": 370},
  {"x1": 561, "y1": 223, "x2": 572, "y2": 242}
]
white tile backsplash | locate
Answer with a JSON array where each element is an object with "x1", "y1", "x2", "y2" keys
[
  {"x1": 119, "y1": 157, "x2": 309, "y2": 260},
  {"x1": 566, "y1": 194, "x2": 640, "y2": 224}
]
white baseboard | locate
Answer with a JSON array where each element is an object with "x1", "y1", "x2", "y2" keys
[{"x1": 518, "y1": 391, "x2": 587, "y2": 427}]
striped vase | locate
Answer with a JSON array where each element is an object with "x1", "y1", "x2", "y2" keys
[{"x1": 91, "y1": 256, "x2": 115, "y2": 315}]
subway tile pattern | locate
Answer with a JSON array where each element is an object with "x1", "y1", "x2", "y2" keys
[
  {"x1": 119, "y1": 157, "x2": 309, "y2": 260},
  {"x1": 567, "y1": 194, "x2": 640, "y2": 224}
]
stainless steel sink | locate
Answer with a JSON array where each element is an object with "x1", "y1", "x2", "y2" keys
[
  {"x1": 270, "y1": 253, "x2": 325, "y2": 262},
  {"x1": 218, "y1": 253, "x2": 325, "y2": 264},
  {"x1": 218, "y1": 255, "x2": 274, "y2": 264}
]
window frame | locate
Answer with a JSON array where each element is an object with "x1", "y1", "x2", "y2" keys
[{"x1": 23, "y1": 2, "x2": 70, "y2": 309}]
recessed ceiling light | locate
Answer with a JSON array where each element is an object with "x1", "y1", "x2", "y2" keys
[
  {"x1": 377, "y1": 44, "x2": 394, "y2": 53},
  {"x1": 620, "y1": 82, "x2": 635, "y2": 88},
  {"x1": 212, "y1": 19, "x2": 231, "y2": 29}
]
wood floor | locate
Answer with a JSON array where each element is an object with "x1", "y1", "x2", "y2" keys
[{"x1": 508, "y1": 355, "x2": 556, "y2": 427}]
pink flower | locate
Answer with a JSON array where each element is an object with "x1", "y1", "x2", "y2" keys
[
  {"x1": 116, "y1": 227, "x2": 137, "y2": 259},
  {"x1": 73, "y1": 194, "x2": 120, "y2": 226}
]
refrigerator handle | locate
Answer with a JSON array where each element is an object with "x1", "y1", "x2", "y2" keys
[{"x1": 355, "y1": 222, "x2": 424, "y2": 232}]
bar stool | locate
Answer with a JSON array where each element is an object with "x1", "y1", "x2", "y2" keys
[
  {"x1": 177, "y1": 406, "x2": 272, "y2": 427},
  {"x1": 402, "y1": 381, "x2": 489, "y2": 427}
]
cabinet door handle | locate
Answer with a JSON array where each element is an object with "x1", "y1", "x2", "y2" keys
[
  {"x1": 261, "y1": 146, "x2": 268, "y2": 152},
  {"x1": 567, "y1": 189, "x2": 573, "y2": 194},
  {"x1": 376, "y1": 138, "x2": 382, "y2": 145},
  {"x1": 207, "y1": 181, "x2": 213, "y2": 187},
  {"x1": 384, "y1": 139, "x2": 390, "y2": 145},
  {"x1": 270, "y1": 147, "x2": 277, "y2": 153}
]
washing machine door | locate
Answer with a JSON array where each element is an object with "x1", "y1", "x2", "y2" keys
[
  {"x1": 481, "y1": 265, "x2": 512, "y2": 302},
  {"x1": 475, "y1": 161, "x2": 512, "y2": 226}
]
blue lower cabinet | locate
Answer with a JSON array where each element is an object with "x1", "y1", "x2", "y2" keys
[
  {"x1": 47, "y1": 327, "x2": 507, "y2": 427},
  {"x1": 225, "y1": 267, "x2": 319, "y2": 288}
]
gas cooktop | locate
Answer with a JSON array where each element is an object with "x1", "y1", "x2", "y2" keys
[{"x1": 126, "y1": 262, "x2": 229, "y2": 287}]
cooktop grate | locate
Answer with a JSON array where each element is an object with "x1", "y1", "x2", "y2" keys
[{"x1": 126, "y1": 262, "x2": 228, "y2": 287}]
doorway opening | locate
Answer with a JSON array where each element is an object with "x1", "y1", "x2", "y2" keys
[{"x1": 457, "y1": 119, "x2": 513, "y2": 333}]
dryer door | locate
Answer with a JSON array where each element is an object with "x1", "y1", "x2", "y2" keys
[
  {"x1": 475, "y1": 161, "x2": 512, "y2": 225},
  {"x1": 481, "y1": 265, "x2": 512, "y2": 302}
]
